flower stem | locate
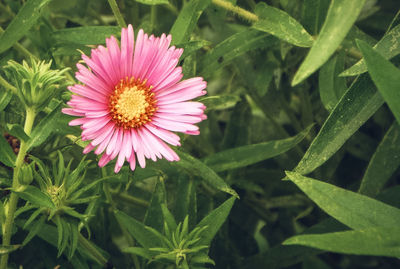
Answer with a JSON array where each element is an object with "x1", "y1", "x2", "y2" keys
[
  {"x1": 0, "y1": 108, "x2": 36, "y2": 269},
  {"x1": 211, "y1": 0, "x2": 259, "y2": 22},
  {"x1": 107, "y1": 0, "x2": 127, "y2": 28}
]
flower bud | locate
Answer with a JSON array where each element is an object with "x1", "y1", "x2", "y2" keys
[
  {"x1": 18, "y1": 163, "x2": 34, "y2": 185},
  {"x1": 4, "y1": 58, "x2": 69, "y2": 112}
]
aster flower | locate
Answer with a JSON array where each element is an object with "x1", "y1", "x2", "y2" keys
[{"x1": 62, "y1": 25, "x2": 207, "y2": 173}]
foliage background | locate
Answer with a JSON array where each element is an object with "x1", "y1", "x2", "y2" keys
[{"x1": 1, "y1": 0, "x2": 400, "y2": 268}]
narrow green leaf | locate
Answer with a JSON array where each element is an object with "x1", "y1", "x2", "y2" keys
[
  {"x1": 295, "y1": 74, "x2": 383, "y2": 175},
  {"x1": 0, "y1": 0, "x2": 51, "y2": 53},
  {"x1": 26, "y1": 102, "x2": 62, "y2": 151},
  {"x1": 253, "y1": 3, "x2": 314, "y2": 47},
  {"x1": 161, "y1": 204, "x2": 177, "y2": 232},
  {"x1": 292, "y1": 0, "x2": 367, "y2": 85},
  {"x1": 199, "y1": 95, "x2": 241, "y2": 111},
  {"x1": 203, "y1": 125, "x2": 313, "y2": 172},
  {"x1": 341, "y1": 24, "x2": 400, "y2": 77},
  {"x1": 285, "y1": 171, "x2": 400, "y2": 229},
  {"x1": 284, "y1": 226, "x2": 400, "y2": 257},
  {"x1": 357, "y1": 39, "x2": 400, "y2": 124},
  {"x1": 0, "y1": 90, "x2": 12, "y2": 111},
  {"x1": 143, "y1": 179, "x2": 166, "y2": 232},
  {"x1": 173, "y1": 175, "x2": 196, "y2": 225},
  {"x1": 170, "y1": 0, "x2": 212, "y2": 45},
  {"x1": 301, "y1": 0, "x2": 330, "y2": 35},
  {"x1": 178, "y1": 40, "x2": 211, "y2": 59},
  {"x1": 114, "y1": 210, "x2": 161, "y2": 248},
  {"x1": 135, "y1": 0, "x2": 169, "y2": 5},
  {"x1": 53, "y1": 26, "x2": 121, "y2": 45},
  {"x1": 14, "y1": 185, "x2": 55, "y2": 209},
  {"x1": 359, "y1": 122, "x2": 400, "y2": 197},
  {"x1": 190, "y1": 253, "x2": 215, "y2": 265},
  {"x1": 22, "y1": 215, "x2": 46, "y2": 246},
  {"x1": 0, "y1": 134, "x2": 16, "y2": 167},
  {"x1": 174, "y1": 150, "x2": 239, "y2": 198},
  {"x1": 6, "y1": 124, "x2": 30, "y2": 142},
  {"x1": 122, "y1": 247, "x2": 153, "y2": 259},
  {"x1": 196, "y1": 197, "x2": 236, "y2": 245},
  {"x1": 199, "y1": 30, "x2": 277, "y2": 78},
  {"x1": 318, "y1": 53, "x2": 347, "y2": 111}
]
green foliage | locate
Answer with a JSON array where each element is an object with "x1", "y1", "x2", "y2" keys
[{"x1": 0, "y1": 0, "x2": 400, "y2": 268}]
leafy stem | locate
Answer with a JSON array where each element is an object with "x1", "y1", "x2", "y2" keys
[
  {"x1": 0, "y1": 108, "x2": 36, "y2": 269},
  {"x1": 211, "y1": 0, "x2": 259, "y2": 22}
]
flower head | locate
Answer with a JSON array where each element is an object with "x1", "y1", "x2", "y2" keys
[{"x1": 63, "y1": 25, "x2": 207, "y2": 173}]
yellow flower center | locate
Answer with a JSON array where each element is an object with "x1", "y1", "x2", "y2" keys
[{"x1": 108, "y1": 78, "x2": 157, "y2": 129}]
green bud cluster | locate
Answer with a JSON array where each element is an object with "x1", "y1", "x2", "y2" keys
[{"x1": 4, "y1": 59, "x2": 69, "y2": 112}]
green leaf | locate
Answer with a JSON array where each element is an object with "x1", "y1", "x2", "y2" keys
[
  {"x1": 284, "y1": 226, "x2": 400, "y2": 257},
  {"x1": 0, "y1": 0, "x2": 51, "y2": 54},
  {"x1": 134, "y1": 0, "x2": 169, "y2": 4},
  {"x1": 114, "y1": 210, "x2": 162, "y2": 248},
  {"x1": 0, "y1": 134, "x2": 16, "y2": 167},
  {"x1": 173, "y1": 176, "x2": 197, "y2": 225},
  {"x1": 203, "y1": 125, "x2": 313, "y2": 172},
  {"x1": 199, "y1": 29, "x2": 277, "y2": 78},
  {"x1": 170, "y1": 0, "x2": 212, "y2": 45},
  {"x1": 174, "y1": 150, "x2": 239, "y2": 198},
  {"x1": 53, "y1": 26, "x2": 121, "y2": 45},
  {"x1": 143, "y1": 179, "x2": 166, "y2": 232},
  {"x1": 196, "y1": 197, "x2": 236, "y2": 245},
  {"x1": 122, "y1": 247, "x2": 153, "y2": 259},
  {"x1": 285, "y1": 171, "x2": 400, "y2": 229},
  {"x1": 161, "y1": 204, "x2": 177, "y2": 232},
  {"x1": 295, "y1": 74, "x2": 383, "y2": 175},
  {"x1": 341, "y1": 24, "x2": 400, "y2": 77},
  {"x1": 318, "y1": 53, "x2": 347, "y2": 111},
  {"x1": 14, "y1": 185, "x2": 55, "y2": 209},
  {"x1": 253, "y1": 2, "x2": 314, "y2": 47},
  {"x1": 357, "y1": 39, "x2": 400, "y2": 125},
  {"x1": 178, "y1": 40, "x2": 211, "y2": 59},
  {"x1": 22, "y1": 215, "x2": 46, "y2": 246},
  {"x1": 26, "y1": 102, "x2": 62, "y2": 151},
  {"x1": 0, "y1": 90, "x2": 12, "y2": 112},
  {"x1": 301, "y1": 0, "x2": 330, "y2": 35},
  {"x1": 359, "y1": 122, "x2": 400, "y2": 197},
  {"x1": 6, "y1": 124, "x2": 30, "y2": 142},
  {"x1": 199, "y1": 95, "x2": 241, "y2": 111},
  {"x1": 292, "y1": 0, "x2": 367, "y2": 85}
]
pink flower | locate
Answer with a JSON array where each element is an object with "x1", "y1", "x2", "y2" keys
[{"x1": 62, "y1": 25, "x2": 207, "y2": 173}]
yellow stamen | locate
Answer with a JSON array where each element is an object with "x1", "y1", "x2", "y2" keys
[{"x1": 108, "y1": 77, "x2": 157, "y2": 129}]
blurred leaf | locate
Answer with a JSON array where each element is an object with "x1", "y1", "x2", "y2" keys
[
  {"x1": 174, "y1": 150, "x2": 239, "y2": 198},
  {"x1": 0, "y1": 0, "x2": 51, "y2": 54},
  {"x1": 285, "y1": 171, "x2": 400, "y2": 229},
  {"x1": 52, "y1": 26, "x2": 121, "y2": 45},
  {"x1": 357, "y1": 39, "x2": 400, "y2": 125},
  {"x1": 0, "y1": 134, "x2": 16, "y2": 167},
  {"x1": 295, "y1": 75, "x2": 383, "y2": 175},
  {"x1": 341, "y1": 24, "x2": 400, "y2": 77},
  {"x1": 318, "y1": 53, "x2": 347, "y2": 111},
  {"x1": 203, "y1": 125, "x2": 313, "y2": 172},
  {"x1": 22, "y1": 215, "x2": 46, "y2": 246},
  {"x1": 173, "y1": 175, "x2": 196, "y2": 224},
  {"x1": 196, "y1": 197, "x2": 236, "y2": 245},
  {"x1": 0, "y1": 90, "x2": 12, "y2": 111},
  {"x1": 359, "y1": 122, "x2": 400, "y2": 197},
  {"x1": 114, "y1": 210, "x2": 162, "y2": 248},
  {"x1": 253, "y1": 2, "x2": 313, "y2": 47},
  {"x1": 134, "y1": 0, "x2": 169, "y2": 5},
  {"x1": 292, "y1": 0, "x2": 367, "y2": 85},
  {"x1": 284, "y1": 226, "x2": 400, "y2": 257},
  {"x1": 199, "y1": 29, "x2": 277, "y2": 78},
  {"x1": 170, "y1": 0, "x2": 212, "y2": 44},
  {"x1": 6, "y1": 123, "x2": 30, "y2": 142},
  {"x1": 177, "y1": 40, "x2": 211, "y2": 59},
  {"x1": 26, "y1": 102, "x2": 62, "y2": 151},
  {"x1": 199, "y1": 95, "x2": 241, "y2": 111},
  {"x1": 14, "y1": 185, "x2": 55, "y2": 209}
]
